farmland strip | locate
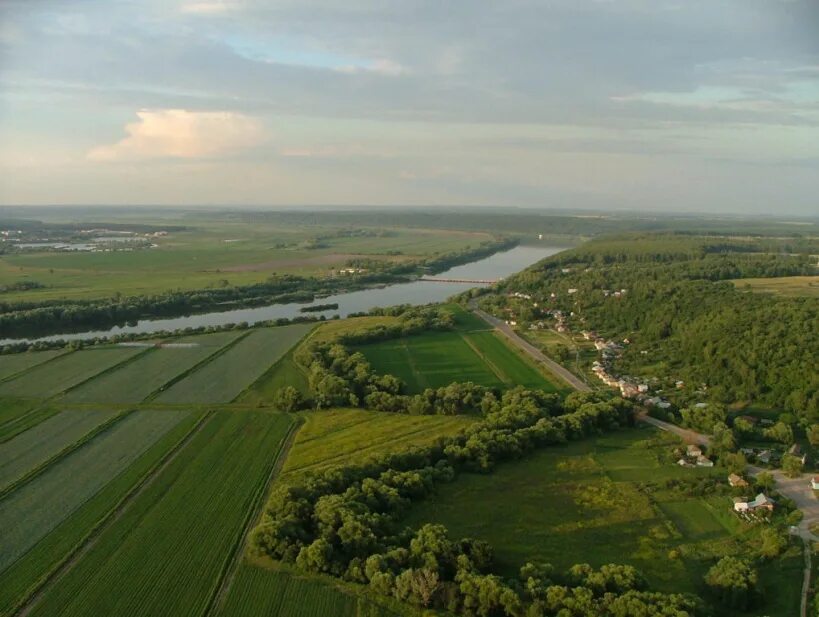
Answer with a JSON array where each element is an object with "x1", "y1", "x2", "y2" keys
[
  {"x1": 0, "y1": 408, "x2": 125, "y2": 496},
  {"x1": 3, "y1": 410, "x2": 202, "y2": 617},
  {"x1": 142, "y1": 331, "x2": 252, "y2": 402},
  {"x1": 204, "y1": 416, "x2": 302, "y2": 617}
]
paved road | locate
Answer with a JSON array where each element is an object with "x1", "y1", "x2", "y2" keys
[{"x1": 468, "y1": 302, "x2": 591, "y2": 392}]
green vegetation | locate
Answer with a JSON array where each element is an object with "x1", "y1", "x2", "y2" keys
[
  {"x1": 281, "y1": 408, "x2": 475, "y2": 480},
  {"x1": 0, "y1": 409, "x2": 189, "y2": 574},
  {"x1": 0, "y1": 350, "x2": 66, "y2": 381},
  {"x1": 357, "y1": 331, "x2": 504, "y2": 392},
  {"x1": 64, "y1": 331, "x2": 244, "y2": 403},
  {"x1": 238, "y1": 350, "x2": 310, "y2": 405},
  {"x1": 463, "y1": 331, "x2": 560, "y2": 391},
  {"x1": 489, "y1": 232, "x2": 819, "y2": 420},
  {"x1": 0, "y1": 400, "x2": 60, "y2": 442},
  {"x1": 156, "y1": 324, "x2": 312, "y2": 404},
  {"x1": 0, "y1": 410, "x2": 202, "y2": 617},
  {"x1": 28, "y1": 410, "x2": 292, "y2": 617},
  {"x1": 0, "y1": 347, "x2": 144, "y2": 399},
  {"x1": 733, "y1": 275, "x2": 819, "y2": 298},
  {"x1": 0, "y1": 408, "x2": 121, "y2": 491}
]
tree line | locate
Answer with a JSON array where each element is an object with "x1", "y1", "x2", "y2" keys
[{"x1": 252, "y1": 389, "x2": 703, "y2": 615}]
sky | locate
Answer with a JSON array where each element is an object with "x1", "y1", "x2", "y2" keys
[{"x1": 0, "y1": 0, "x2": 818, "y2": 215}]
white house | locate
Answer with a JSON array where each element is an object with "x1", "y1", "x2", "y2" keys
[
  {"x1": 734, "y1": 493, "x2": 774, "y2": 513},
  {"x1": 696, "y1": 455, "x2": 714, "y2": 467},
  {"x1": 811, "y1": 477, "x2": 819, "y2": 491}
]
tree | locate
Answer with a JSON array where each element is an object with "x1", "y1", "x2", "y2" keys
[
  {"x1": 274, "y1": 386, "x2": 303, "y2": 412},
  {"x1": 808, "y1": 424, "x2": 819, "y2": 447},
  {"x1": 763, "y1": 421, "x2": 794, "y2": 445},
  {"x1": 710, "y1": 422, "x2": 737, "y2": 455},
  {"x1": 758, "y1": 528, "x2": 788, "y2": 559},
  {"x1": 721, "y1": 452, "x2": 747, "y2": 475},
  {"x1": 704, "y1": 557, "x2": 758, "y2": 610},
  {"x1": 781, "y1": 453, "x2": 803, "y2": 478},
  {"x1": 756, "y1": 471, "x2": 775, "y2": 491}
]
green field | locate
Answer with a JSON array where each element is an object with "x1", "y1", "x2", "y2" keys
[
  {"x1": 0, "y1": 347, "x2": 144, "y2": 399},
  {"x1": 64, "y1": 331, "x2": 244, "y2": 403},
  {"x1": 0, "y1": 350, "x2": 67, "y2": 382},
  {"x1": 281, "y1": 408, "x2": 475, "y2": 480},
  {"x1": 0, "y1": 400, "x2": 60, "y2": 442},
  {"x1": 28, "y1": 410, "x2": 292, "y2": 617},
  {"x1": 0, "y1": 218, "x2": 488, "y2": 303},
  {"x1": 237, "y1": 350, "x2": 310, "y2": 405},
  {"x1": 0, "y1": 408, "x2": 122, "y2": 491},
  {"x1": 0, "y1": 409, "x2": 189, "y2": 574},
  {"x1": 217, "y1": 563, "x2": 402, "y2": 617},
  {"x1": 155, "y1": 324, "x2": 312, "y2": 404},
  {"x1": 0, "y1": 410, "x2": 202, "y2": 616},
  {"x1": 356, "y1": 327, "x2": 559, "y2": 393},
  {"x1": 733, "y1": 275, "x2": 819, "y2": 298}
]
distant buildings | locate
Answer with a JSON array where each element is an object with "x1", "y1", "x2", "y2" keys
[{"x1": 728, "y1": 473, "x2": 749, "y2": 488}]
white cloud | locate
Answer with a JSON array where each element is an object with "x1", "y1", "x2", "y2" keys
[
  {"x1": 179, "y1": 1, "x2": 237, "y2": 15},
  {"x1": 88, "y1": 109, "x2": 263, "y2": 162},
  {"x1": 336, "y1": 59, "x2": 407, "y2": 76}
]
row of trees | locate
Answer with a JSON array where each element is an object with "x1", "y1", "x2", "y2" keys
[{"x1": 251, "y1": 390, "x2": 702, "y2": 615}]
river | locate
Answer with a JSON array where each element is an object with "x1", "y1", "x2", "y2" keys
[{"x1": 1, "y1": 245, "x2": 562, "y2": 344}]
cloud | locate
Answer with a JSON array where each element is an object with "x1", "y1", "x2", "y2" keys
[
  {"x1": 179, "y1": 1, "x2": 237, "y2": 15},
  {"x1": 88, "y1": 109, "x2": 263, "y2": 162},
  {"x1": 336, "y1": 59, "x2": 407, "y2": 76}
]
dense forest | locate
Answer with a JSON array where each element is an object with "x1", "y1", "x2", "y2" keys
[{"x1": 482, "y1": 233, "x2": 819, "y2": 422}]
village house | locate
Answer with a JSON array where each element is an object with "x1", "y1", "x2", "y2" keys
[
  {"x1": 696, "y1": 455, "x2": 714, "y2": 467},
  {"x1": 686, "y1": 444, "x2": 702, "y2": 458},
  {"x1": 733, "y1": 493, "x2": 774, "y2": 513},
  {"x1": 811, "y1": 477, "x2": 819, "y2": 491},
  {"x1": 728, "y1": 473, "x2": 748, "y2": 488},
  {"x1": 757, "y1": 450, "x2": 772, "y2": 465}
]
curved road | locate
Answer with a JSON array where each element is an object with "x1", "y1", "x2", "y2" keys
[{"x1": 468, "y1": 302, "x2": 590, "y2": 392}]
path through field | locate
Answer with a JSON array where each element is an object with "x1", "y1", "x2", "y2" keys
[{"x1": 468, "y1": 300, "x2": 590, "y2": 392}]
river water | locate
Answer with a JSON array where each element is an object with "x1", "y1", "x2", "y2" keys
[{"x1": 1, "y1": 245, "x2": 561, "y2": 344}]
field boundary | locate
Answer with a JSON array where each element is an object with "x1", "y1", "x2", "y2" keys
[
  {"x1": 203, "y1": 414, "x2": 303, "y2": 617},
  {"x1": 142, "y1": 331, "x2": 252, "y2": 402},
  {"x1": 55, "y1": 347, "x2": 155, "y2": 399},
  {"x1": 461, "y1": 333, "x2": 511, "y2": 386},
  {"x1": 0, "y1": 350, "x2": 75, "y2": 386},
  {"x1": 0, "y1": 408, "x2": 135, "y2": 501},
  {"x1": 231, "y1": 326, "x2": 316, "y2": 403},
  {"x1": 12, "y1": 410, "x2": 215, "y2": 617},
  {"x1": 0, "y1": 405, "x2": 59, "y2": 446}
]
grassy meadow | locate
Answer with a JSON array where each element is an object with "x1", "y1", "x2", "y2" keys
[
  {"x1": 733, "y1": 275, "x2": 819, "y2": 297},
  {"x1": 400, "y1": 425, "x2": 802, "y2": 614}
]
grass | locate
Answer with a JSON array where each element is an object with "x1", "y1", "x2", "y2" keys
[
  {"x1": 357, "y1": 328, "x2": 560, "y2": 394},
  {"x1": 217, "y1": 562, "x2": 404, "y2": 617},
  {"x1": 0, "y1": 408, "x2": 122, "y2": 492},
  {"x1": 0, "y1": 409, "x2": 203, "y2": 617},
  {"x1": 463, "y1": 331, "x2": 559, "y2": 391},
  {"x1": 0, "y1": 350, "x2": 67, "y2": 382},
  {"x1": 281, "y1": 408, "x2": 475, "y2": 480},
  {"x1": 401, "y1": 427, "x2": 729, "y2": 593},
  {"x1": 357, "y1": 331, "x2": 504, "y2": 393},
  {"x1": 442, "y1": 303, "x2": 492, "y2": 333},
  {"x1": 28, "y1": 410, "x2": 293, "y2": 617},
  {"x1": 156, "y1": 324, "x2": 313, "y2": 404},
  {"x1": 733, "y1": 275, "x2": 819, "y2": 298},
  {"x1": 0, "y1": 409, "x2": 189, "y2": 575},
  {"x1": 307, "y1": 316, "x2": 400, "y2": 344},
  {"x1": 0, "y1": 400, "x2": 60, "y2": 443},
  {"x1": 237, "y1": 350, "x2": 310, "y2": 405},
  {"x1": 63, "y1": 331, "x2": 244, "y2": 403},
  {"x1": 0, "y1": 347, "x2": 144, "y2": 399},
  {"x1": 0, "y1": 219, "x2": 487, "y2": 303}
]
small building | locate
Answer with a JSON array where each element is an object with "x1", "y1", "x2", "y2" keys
[
  {"x1": 696, "y1": 455, "x2": 714, "y2": 467},
  {"x1": 686, "y1": 444, "x2": 703, "y2": 458},
  {"x1": 811, "y1": 477, "x2": 819, "y2": 491},
  {"x1": 677, "y1": 458, "x2": 692, "y2": 467},
  {"x1": 757, "y1": 450, "x2": 772, "y2": 464},
  {"x1": 734, "y1": 493, "x2": 774, "y2": 513},
  {"x1": 637, "y1": 384, "x2": 649, "y2": 393},
  {"x1": 728, "y1": 473, "x2": 748, "y2": 488}
]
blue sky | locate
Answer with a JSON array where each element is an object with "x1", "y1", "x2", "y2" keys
[{"x1": 0, "y1": 0, "x2": 817, "y2": 214}]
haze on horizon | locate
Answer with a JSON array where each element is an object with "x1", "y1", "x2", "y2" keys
[{"x1": 0, "y1": 0, "x2": 817, "y2": 215}]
